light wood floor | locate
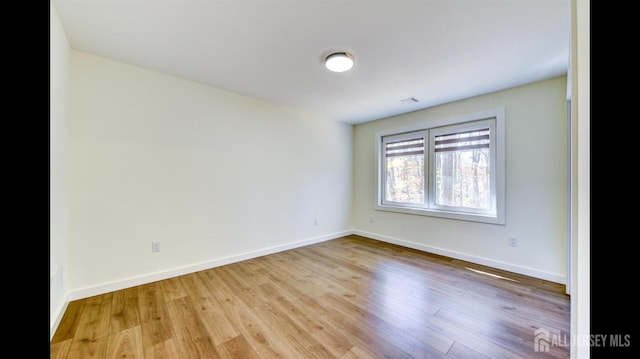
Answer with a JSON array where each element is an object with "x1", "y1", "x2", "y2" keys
[{"x1": 50, "y1": 235, "x2": 570, "y2": 358}]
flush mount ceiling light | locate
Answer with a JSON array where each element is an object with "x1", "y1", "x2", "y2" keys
[{"x1": 325, "y1": 52, "x2": 354, "y2": 72}]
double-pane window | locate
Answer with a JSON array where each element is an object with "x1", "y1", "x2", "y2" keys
[{"x1": 377, "y1": 109, "x2": 505, "y2": 224}]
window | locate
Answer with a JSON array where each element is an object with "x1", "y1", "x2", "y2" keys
[{"x1": 376, "y1": 108, "x2": 505, "y2": 224}]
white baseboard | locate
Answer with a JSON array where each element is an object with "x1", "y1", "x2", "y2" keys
[
  {"x1": 50, "y1": 230, "x2": 349, "y2": 340},
  {"x1": 352, "y1": 229, "x2": 566, "y2": 284},
  {"x1": 68, "y1": 230, "x2": 351, "y2": 301},
  {"x1": 50, "y1": 293, "x2": 69, "y2": 341},
  {"x1": 51, "y1": 228, "x2": 565, "y2": 340}
]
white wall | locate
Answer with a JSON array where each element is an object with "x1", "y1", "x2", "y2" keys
[
  {"x1": 50, "y1": 0, "x2": 70, "y2": 336},
  {"x1": 68, "y1": 51, "x2": 352, "y2": 296},
  {"x1": 353, "y1": 76, "x2": 568, "y2": 283},
  {"x1": 570, "y1": 0, "x2": 590, "y2": 357}
]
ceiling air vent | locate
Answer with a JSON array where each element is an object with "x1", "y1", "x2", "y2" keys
[{"x1": 400, "y1": 97, "x2": 419, "y2": 104}]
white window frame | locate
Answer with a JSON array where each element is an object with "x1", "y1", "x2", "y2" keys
[
  {"x1": 375, "y1": 108, "x2": 506, "y2": 225},
  {"x1": 380, "y1": 130, "x2": 428, "y2": 207}
]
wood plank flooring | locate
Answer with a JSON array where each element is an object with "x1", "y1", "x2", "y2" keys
[{"x1": 50, "y1": 235, "x2": 570, "y2": 358}]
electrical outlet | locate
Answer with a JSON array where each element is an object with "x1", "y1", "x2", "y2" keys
[
  {"x1": 152, "y1": 240, "x2": 161, "y2": 252},
  {"x1": 508, "y1": 237, "x2": 518, "y2": 247},
  {"x1": 369, "y1": 215, "x2": 374, "y2": 223},
  {"x1": 314, "y1": 219, "x2": 318, "y2": 226}
]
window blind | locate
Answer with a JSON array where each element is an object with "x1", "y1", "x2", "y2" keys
[
  {"x1": 434, "y1": 128, "x2": 490, "y2": 153},
  {"x1": 385, "y1": 138, "x2": 424, "y2": 157}
]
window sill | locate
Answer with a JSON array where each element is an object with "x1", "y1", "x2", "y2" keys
[{"x1": 374, "y1": 204, "x2": 505, "y2": 225}]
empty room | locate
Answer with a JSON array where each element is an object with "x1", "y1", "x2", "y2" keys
[{"x1": 50, "y1": 0, "x2": 591, "y2": 358}]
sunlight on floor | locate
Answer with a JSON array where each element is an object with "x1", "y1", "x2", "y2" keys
[{"x1": 465, "y1": 267, "x2": 519, "y2": 282}]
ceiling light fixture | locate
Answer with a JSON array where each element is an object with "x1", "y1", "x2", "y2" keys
[{"x1": 325, "y1": 52, "x2": 354, "y2": 72}]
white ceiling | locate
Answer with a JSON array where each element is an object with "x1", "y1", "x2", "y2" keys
[{"x1": 52, "y1": 0, "x2": 570, "y2": 125}]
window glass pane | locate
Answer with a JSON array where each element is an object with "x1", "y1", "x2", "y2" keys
[
  {"x1": 434, "y1": 129, "x2": 491, "y2": 209},
  {"x1": 385, "y1": 138, "x2": 424, "y2": 204}
]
